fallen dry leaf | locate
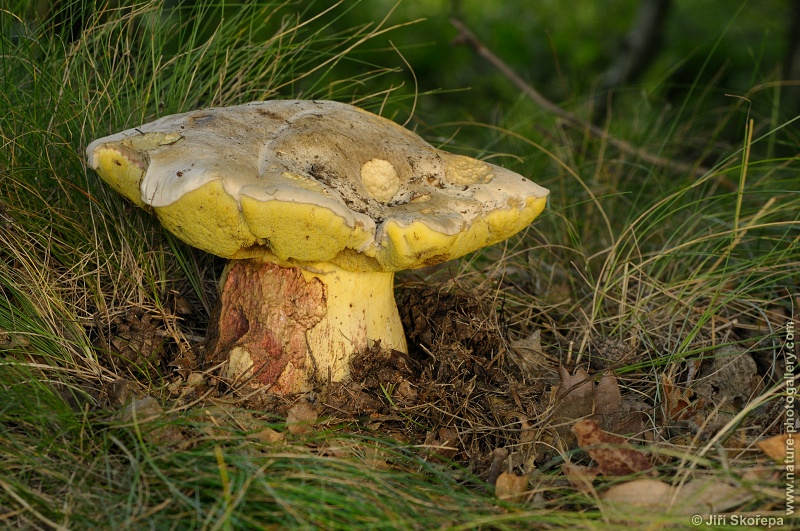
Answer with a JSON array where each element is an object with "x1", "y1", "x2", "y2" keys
[
  {"x1": 118, "y1": 396, "x2": 186, "y2": 446},
  {"x1": 594, "y1": 373, "x2": 622, "y2": 415},
  {"x1": 661, "y1": 373, "x2": 704, "y2": 422},
  {"x1": 601, "y1": 478, "x2": 673, "y2": 508},
  {"x1": 677, "y1": 478, "x2": 752, "y2": 514},
  {"x1": 362, "y1": 446, "x2": 390, "y2": 470},
  {"x1": 495, "y1": 472, "x2": 528, "y2": 501},
  {"x1": 572, "y1": 418, "x2": 650, "y2": 476},
  {"x1": 552, "y1": 368, "x2": 644, "y2": 440},
  {"x1": 552, "y1": 367, "x2": 595, "y2": 441},
  {"x1": 250, "y1": 427, "x2": 285, "y2": 444},
  {"x1": 0, "y1": 326, "x2": 30, "y2": 348},
  {"x1": 562, "y1": 463, "x2": 600, "y2": 494},
  {"x1": 757, "y1": 433, "x2": 793, "y2": 463},
  {"x1": 423, "y1": 427, "x2": 459, "y2": 459},
  {"x1": 518, "y1": 416, "x2": 537, "y2": 444},
  {"x1": 392, "y1": 378, "x2": 418, "y2": 405},
  {"x1": 119, "y1": 395, "x2": 163, "y2": 422},
  {"x1": 509, "y1": 329, "x2": 554, "y2": 377},
  {"x1": 556, "y1": 367, "x2": 594, "y2": 412},
  {"x1": 741, "y1": 466, "x2": 779, "y2": 483},
  {"x1": 601, "y1": 477, "x2": 752, "y2": 516},
  {"x1": 601, "y1": 399, "x2": 647, "y2": 439},
  {"x1": 102, "y1": 378, "x2": 136, "y2": 407},
  {"x1": 286, "y1": 402, "x2": 318, "y2": 435}
]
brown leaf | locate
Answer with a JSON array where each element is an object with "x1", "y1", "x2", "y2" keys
[
  {"x1": 556, "y1": 366, "x2": 594, "y2": 403},
  {"x1": 250, "y1": 427, "x2": 285, "y2": 444},
  {"x1": 554, "y1": 368, "x2": 629, "y2": 422},
  {"x1": 362, "y1": 446, "x2": 390, "y2": 470},
  {"x1": 552, "y1": 367, "x2": 644, "y2": 440},
  {"x1": 102, "y1": 378, "x2": 136, "y2": 407},
  {"x1": 661, "y1": 373, "x2": 704, "y2": 422},
  {"x1": 169, "y1": 291, "x2": 195, "y2": 315},
  {"x1": 423, "y1": 427, "x2": 459, "y2": 459},
  {"x1": 594, "y1": 373, "x2": 622, "y2": 415},
  {"x1": 552, "y1": 367, "x2": 595, "y2": 432},
  {"x1": 599, "y1": 398, "x2": 647, "y2": 438},
  {"x1": 509, "y1": 329, "x2": 553, "y2": 377},
  {"x1": 286, "y1": 402, "x2": 318, "y2": 435},
  {"x1": 392, "y1": 379, "x2": 418, "y2": 405},
  {"x1": 518, "y1": 416, "x2": 537, "y2": 444},
  {"x1": 118, "y1": 396, "x2": 186, "y2": 446},
  {"x1": 601, "y1": 479, "x2": 673, "y2": 508},
  {"x1": 572, "y1": 418, "x2": 650, "y2": 476},
  {"x1": 119, "y1": 395, "x2": 163, "y2": 422},
  {"x1": 0, "y1": 326, "x2": 30, "y2": 348},
  {"x1": 692, "y1": 346, "x2": 761, "y2": 408},
  {"x1": 562, "y1": 463, "x2": 600, "y2": 494},
  {"x1": 677, "y1": 478, "x2": 752, "y2": 514},
  {"x1": 757, "y1": 433, "x2": 793, "y2": 463},
  {"x1": 601, "y1": 478, "x2": 752, "y2": 516},
  {"x1": 495, "y1": 472, "x2": 528, "y2": 501}
]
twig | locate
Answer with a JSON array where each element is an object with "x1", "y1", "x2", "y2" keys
[
  {"x1": 487, "y1": 447, "x2": 509, "y2": 485},
  {"x1": 450, "y1": 17, "x2": 713, "y2": 179}
]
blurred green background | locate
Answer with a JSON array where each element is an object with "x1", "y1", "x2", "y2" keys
[{"x1": 27, "y1": 0, "x2": 799, "y2": 149}]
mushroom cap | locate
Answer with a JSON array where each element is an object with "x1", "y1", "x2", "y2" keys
[{"x1": 87, "y1": 100, "x2": 548, "y2": 272}]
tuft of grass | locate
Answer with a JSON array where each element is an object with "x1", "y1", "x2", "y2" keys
[{"x1": 0, "y1": 402, "x2": 527, "y2": 529}]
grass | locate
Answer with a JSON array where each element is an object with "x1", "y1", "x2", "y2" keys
[
  {"x1": 2, "y1": 0, "x2": 799, "y2": 529},
  {"x1": 0, "y1": 404, "x2": 519, "y2": 528}
]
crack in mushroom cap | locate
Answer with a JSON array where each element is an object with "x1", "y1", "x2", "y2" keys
[{"x1": 86, "y1": 100, "x2": 549, "y2": 272}]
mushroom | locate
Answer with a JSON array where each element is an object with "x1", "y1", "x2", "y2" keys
[{"x1": 86, "y1": 100, "x2": 549, "y2": 394}]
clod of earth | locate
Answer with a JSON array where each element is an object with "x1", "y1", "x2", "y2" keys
[{"x1": 86, "y1": 100, "x2": 549, "y2": 394}]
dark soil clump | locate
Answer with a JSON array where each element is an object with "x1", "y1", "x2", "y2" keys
[{"x1": 320, "y1": 284, "x2": 553, "y2": 477}]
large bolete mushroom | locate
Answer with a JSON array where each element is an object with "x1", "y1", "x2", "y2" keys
[{"x1": 87, "y1": 100, "x2": 548, "y2": 394}]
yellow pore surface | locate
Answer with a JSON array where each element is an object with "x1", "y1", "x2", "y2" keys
[
  {"x1": 146, "y1": 180, "x2": 545, "y2": 272},
  {"x1": 92, "y1": 142, "x2": 546, "y2": 272}
]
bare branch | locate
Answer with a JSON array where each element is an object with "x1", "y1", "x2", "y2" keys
[{"x1": 450, "y1": 17, "x2": 713, "y2": 179}]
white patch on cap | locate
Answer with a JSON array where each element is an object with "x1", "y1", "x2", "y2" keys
[{"x1": 360, "y1": 158, "x2": 400, "y2": 203}]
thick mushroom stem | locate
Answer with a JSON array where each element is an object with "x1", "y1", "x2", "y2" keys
[{"x1": 209, "y1": 257, "x2": 406, "y2": 394}]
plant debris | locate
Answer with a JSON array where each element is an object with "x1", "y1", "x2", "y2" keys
[
  {"x1": 318, "y1": 284, "x2": 555, "y2": 472},
  {"x1": 550, "y1": 367, "x2": 646, "y2": 446},
  {"x1": 600, "y1": 477, "x2": 753, "y2": 515},
  {"x1": 571, "y1": 418, "x2": 651, "y2": 477},
  {"x1": 117, "y1": 396, "x2": 187, "y2": 446},
  {"x1": 600, "y1": 478, "x2": 673, "y2": 509},
  {"x1": 757, "y1": 433, "x2": 794, "y2": 463},
  {"x1": 690, "y1": 345, "x2": 763, "y2": 409},
  {"x1": 286, "y1": 402, "x2": 318, "y2": 435},
  {"x1": 49, "y1": 275, "x2": 786, "y2": 516},
  {"x1": 495, "y1": 472, "x2": 529, "y2": 501}
]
